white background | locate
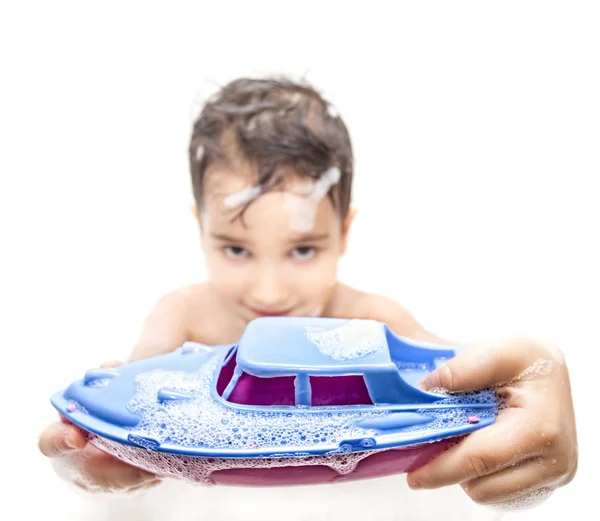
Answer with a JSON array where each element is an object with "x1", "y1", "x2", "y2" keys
[{"x1": 1, "y1": 1, "x2": 599, "y2": 520}]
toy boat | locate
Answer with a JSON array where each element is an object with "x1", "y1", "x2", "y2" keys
[{"x1": 51, "y1": 317, "x2": 497, "y2": 486}]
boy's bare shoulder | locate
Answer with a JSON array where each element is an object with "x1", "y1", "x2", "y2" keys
[
  {"x1": 146, "y1": 283, "x2": 210, "y2": 324},
  {"x1": 163, "y1": 283, "x2": 244, "y2": 344},
  {"x1": 153, "y1": 283, "x2": 219, "y2": 315},
  {"x1": 328, "y1": 284, "x2": 449, "y2": 343},
  {"x1": 129, "y1": 283, "x2": 241, "y2": 361},
  {"x1": 176, "y1": 283, "x2": 215, "y2": 315}
]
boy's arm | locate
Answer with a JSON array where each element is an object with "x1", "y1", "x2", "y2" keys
[
  {"x1": 39, "y1": 288, "x2": 194, "y2": 493},
  {"x1": 127, "y1": 288, "x2": 192, "y2": 362},
  {"x1": 355, "y1": 292, "x2": 577, "y2": 506}
]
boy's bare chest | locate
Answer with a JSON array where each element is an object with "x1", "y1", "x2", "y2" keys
[
  {"x1": 186, "y1": 307, "x2": 246, "y2": 347},
  {"x1": 182, "y1": 283, "x2": 364, "y2": 347}
]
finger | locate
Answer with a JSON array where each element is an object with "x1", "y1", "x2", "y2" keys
[
  {"x1": 39, "y1": 423, "x2": 87, "y2": 457},
  {"x1": 462, "y1": 457, "x2": 560, "y2": 505},
  {"x1": 101, "y1": 459, "x2": 158, "y2": 488},
  {"x1": 418, "y1": 338, "x2": 549, "y2": 392},
  {"x1": 407, "y1": 408, "x2": 545, "y2": 489},
  {"x1": 87, "y1": 456, "x2": 158, "y2": 490}
]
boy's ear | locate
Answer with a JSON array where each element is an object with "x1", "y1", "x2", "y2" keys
[
  {"x1": 190, "y1": 204, "x2": 201, "y2": 228},
  {"x1": 340, "y1": 207, "x2": 357, "y2": 255}
]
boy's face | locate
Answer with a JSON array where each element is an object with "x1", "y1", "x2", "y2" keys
[{"x1": 196, "y1": 164, "x2": 353, "y2": 323}]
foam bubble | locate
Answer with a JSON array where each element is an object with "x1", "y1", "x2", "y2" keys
[
  {"x1": 90, "y1": 435, "x2": 381, "y2": 485},
  {"x1": 312, "y1": 167, "x2": 341, "y2": 200},
  {"x1": 283, "y1": 166, "x2": 341, "y2": 231},
  {"x1": 49, "y1": 450, "x2": 146, "y2": 495},
  {"x1": 488, "y1": 487, "x2": 553, "y2": 512},
  {"x1": 514, "y1": 359, "x2": 554, "y2": 382},
  {"x1": 283, "y1": 193, "x2": 320, "y2": 232},
  {"x1": 119, "y1": 353, "x2": 496, "y2": 453},
  {"x1": 223, "y1": 186, "x2": 262, "y2": 208},
  {"x1": 305, "y1": 320, "x2": 386, "y2": 361},
  {"x1": 404, "y1": 390, "x2": 497, "y2": 434},
  {"x1": 90, "y1": 351, "x2": 498, "y2": 482},
  {"x1": 50, "y1": 453, "x2": 102, "y2": 492},
  {"x1": 126, "y1": 355, "x2": 385, "y2": 452}
]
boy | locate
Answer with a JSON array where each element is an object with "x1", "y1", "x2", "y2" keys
[{"x1": 39, "y1": 77, "x2": 577, "y2": 508}]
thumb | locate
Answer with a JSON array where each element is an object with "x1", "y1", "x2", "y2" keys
[
  {"x1": 39, "y1": 422, "x2": 87, "y2": 457},
  {"x1": 418, "y1": 339, "x2": 540, "y2": 392}
]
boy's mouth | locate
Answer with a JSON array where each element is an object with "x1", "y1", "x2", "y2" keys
[{"x1": 248, "y1": 307, "x2": 294, "y2": 318}]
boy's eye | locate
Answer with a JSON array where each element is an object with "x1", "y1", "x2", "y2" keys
[
  {"x1": 224, "y1": 246, "x2": 249, "y2": 259},
  {"x1": 291, "y1": 246, "x2": 317, "y2": 260}
]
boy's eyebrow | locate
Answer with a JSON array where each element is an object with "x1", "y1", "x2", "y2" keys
[
  {"x1": 210, "y1": 233, "x2": 248, "y2": 243},
  {"x1": 289, "y1": 233, "x2": 330, "y2": 243},
  {"x1": 211, "y1": 232, "x2": 330, "y2": 243}
]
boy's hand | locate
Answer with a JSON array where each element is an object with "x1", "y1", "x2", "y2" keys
[
  {"x1": 39, "y1": 361, "x2": 161, "y2": 493},
  {"x1": 407, "y1": 338, "x2": 578, "y2": 508}
]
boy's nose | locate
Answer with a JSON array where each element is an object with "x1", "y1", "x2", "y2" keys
[{"x1": 249, "y1": 267, "x2": 290, "y2": 311}]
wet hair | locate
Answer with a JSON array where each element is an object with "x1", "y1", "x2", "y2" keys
[{"x1": 188, "y1": 77, "x2": 353, "y2": 220}]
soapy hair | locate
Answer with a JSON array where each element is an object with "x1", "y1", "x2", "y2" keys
[{"x1": 188, "y1": 77, "x2": 353, "y2": 221}]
